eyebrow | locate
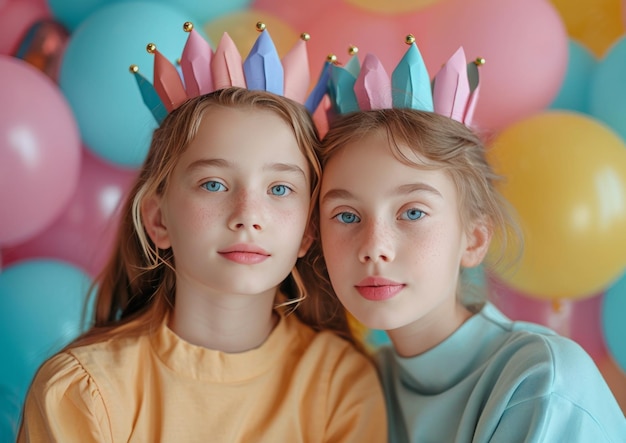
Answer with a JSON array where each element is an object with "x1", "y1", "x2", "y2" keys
[
  {"x1": 185, "y1": 158, "x2": 307, "y2": 178},
  {"x1": 321, "y1": 182, "x2": 442, "y2": 204}
]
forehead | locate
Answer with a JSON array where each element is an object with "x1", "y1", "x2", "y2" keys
[
  {"x1": 321, "y1": 130, "x2": 458, "y2": 198},
  {"x1": 178, "y1": 106, "x2": 309, "y2": 169}
]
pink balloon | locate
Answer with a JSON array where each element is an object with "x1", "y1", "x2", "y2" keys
[
  {"x1": 306, "y1": 4, "x2": 409, "y2": 77},
  {"x1": 487, "y1": 273, "x2": 607, "y2": 361},
  {"x1": 0, "y1": 0, "x2": 49, "y2": 55},
  {"x1": 254, "y1": 0, "x2": 335, "y2": 33},
  {"x1": 0, "y1": 55, "x2": 81, "y2": 246},
  {"x1": 2, "y1": 148, "x2": 137, "y2": 277},
  {"x1": 411, "y1": 0, "x2": 568, "y2": 132}
]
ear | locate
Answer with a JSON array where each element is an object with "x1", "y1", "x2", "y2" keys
[
  {"x1": 297, "y1": 223, "x2": 315, "y2": 258},
  {"x1": 461, "y1": 218, "x2": 492, "y2": 268},
  {"x1": 141, "y1": 194, "x2": 171, "y2": 250}
]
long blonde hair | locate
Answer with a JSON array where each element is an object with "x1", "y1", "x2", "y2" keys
[{"x1": 71, "y1": 87, "x2": 360, "y2": 349}]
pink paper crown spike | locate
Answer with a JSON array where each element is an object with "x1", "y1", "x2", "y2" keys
[
  {"x1": 326, "y1": 34, "x2": 484, "y2": 127},
  {"x1": 130, "y1": 21, "x2": 321, "y2": 124}
]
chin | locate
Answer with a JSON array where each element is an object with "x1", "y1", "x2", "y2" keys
[{"x1": 349, "y1": 308, "x2": 410, "y2": 332}]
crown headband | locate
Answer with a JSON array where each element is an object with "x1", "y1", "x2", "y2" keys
[
  {"x1": 130, "y1": 22, "x2": 326, "y2": 124},
  {"x1": 325, "y1": 35, "x2": 484, "y2": 127}
]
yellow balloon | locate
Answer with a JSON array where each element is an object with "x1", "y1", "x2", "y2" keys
[
  {"x1": 487, "y1": 111, "x2": 626, "y2": 300},
  {"x1": 203, "y1": 10, "x2": 298, "y2": 58},
  {"x1": 550, "y1": 0, "x2": 625, "y2": 56},
  {"x1": 345, "y1": 0, "x2": 444, "y2": 14}
]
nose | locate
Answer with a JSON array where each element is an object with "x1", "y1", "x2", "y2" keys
[
  {"x1": 227, "y1": 190, "x2": 265, "y2": 231},
  {"x1": 358, "y1": 219, "x2": 394, "y2": 263}
]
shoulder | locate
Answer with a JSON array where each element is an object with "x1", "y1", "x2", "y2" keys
[{"x1": 29, "y1": 333, "x2": 150, "y2": 405}]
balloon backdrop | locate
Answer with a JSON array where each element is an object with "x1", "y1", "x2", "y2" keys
[
  {"x1": 345, "y1": 0, "x2": 442, "y2": 14},
  {"x1": 549, "y1": 39, "x2": 597, "y2": 114},
  {"x1": 0, "y1": 0, "x2": 49, "y2": 55},
  {"x1": 602, "y1": 271, "x2": 626, "y2": 372},
  {"x1": 2, "y1": 0, "x2": 626, "y2": 420},
  {"x1": 589, "y1": 35, "x2": 626, "y2": 143},
  {"x1": 0, "y1": 259, "x2": 94, "y2": 404},
  {"x1": 59, "y1": 2, "x2": 192, "y2": 167},
  {"x1": 415, "y1": 0, "x2": 569, "y2": 132},
  {"x1": 2, "y1": 148, "x2": 137, "y2": 277},
  {"x1": 488, "y1": 274, "x2": 606, "y2": 361},
  {"x1": 203, "y1": 9, "x2": 298, "y2": 57},
  {"x1": 551, "y1": 0, "x2": 625, "y2": 57},
  {"x1": 14, "y1": 18, "x2": 69, "y2": 82},
  {"x1": 0, "y1": 55, "x2": 81, "y2": 246},
  {"x1": 487, "y1": 111, "x2": 626, "y2": 300},
  {"x1": 48, "y1": 0, "x2": 253, "y2": 32}
]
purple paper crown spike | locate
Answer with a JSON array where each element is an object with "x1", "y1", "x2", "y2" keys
[{"x1": 244, "y1": 23, "x2": 283, "y2": 95}]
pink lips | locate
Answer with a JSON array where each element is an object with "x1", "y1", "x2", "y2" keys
[
  {"x1": 355, "y1": 277, "x2": 404, "y2": 301},
  {"x1": 218, "y1": 244, "x2": 270, "y2": 265}
]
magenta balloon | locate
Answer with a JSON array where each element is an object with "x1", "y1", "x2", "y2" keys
[
  {"x1": 0, "y1": 55, "x2": 81, "y2": 246},
  {"x1": 487, "y1": 273, "x2": 607, "y2": 361},
  {"x1": 414, "y1": 0, "x2": 568, "y2": 132},
  {"x1": 1, "y1": 148, "x2": 136, "y2": 276}
]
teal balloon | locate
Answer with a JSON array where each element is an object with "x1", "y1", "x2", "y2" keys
[
  {"x1": 0, "y1": 385, "x2": 21, "y2": 443},
  {"x1": 589, "y1": 36, "x2": 626, "y2": 142},
  {"x1": 48, "y1": 0, "x2": 108, "y2": 31},
  {"x1": 49, "y1": 0, "x2": 253, "y2": 32},
  {"x1": 59, "y1": 2, "x2": 194, "y2": 167},
  {"x1": 602, "y1": 271, "x2": 626, "y2": 372},
  {"x1": 0, "y1": 259, "x2": 95, "y2": 405},
  {"x1": 549, "y1": 39, "x2": 596, "y2": 114}
]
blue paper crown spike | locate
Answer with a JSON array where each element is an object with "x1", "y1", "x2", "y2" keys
[{"x1": 243, "y1": 22, "x2": 283, "y2": 95}]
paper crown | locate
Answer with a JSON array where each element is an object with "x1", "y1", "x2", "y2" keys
[
  {"x1": 130, "y1": 22, "x2": 326, "y2": 124},
  {"x1": 325, "y1": 34, "x2": 484, "y2": 127}
]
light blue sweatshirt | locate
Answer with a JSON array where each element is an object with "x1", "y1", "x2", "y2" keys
[{"x1": 376, "y1": 303, "x2": 626, "y2": 442}]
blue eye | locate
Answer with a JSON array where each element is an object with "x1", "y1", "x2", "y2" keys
[
  {"x1": 202, "y1": 181, "x2": 226, "y2": 192},
  {"x1": 270, "y1": 184, "x2": 292, "y2": 196},
  {"x1": 401, "y1": 208, "x2": 425, "y2": 221},
  {"x1": 335, "y1": 212, "x2": 360, "y2": 224}
]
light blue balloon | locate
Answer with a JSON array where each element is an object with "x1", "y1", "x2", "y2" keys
[
  {"x1": 601, "y1": 270, "x2": 626, "y2": 373},
  {"x1": 59, "y1": 2, "x2": 194, "y2": 167},
  {"x1": 589, "y1": 35, "x2": 626, "y2": 142},
  {"x1": 0, "y1": 259, "x2": 95, "y2": 405},
  {"x1": 549, "y1": 39, "x2": 596, "y2": 114}
]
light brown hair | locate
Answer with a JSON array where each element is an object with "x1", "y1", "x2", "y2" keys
[{"x1": 314, "y1": 108, "x2": 522, "y2": 304}]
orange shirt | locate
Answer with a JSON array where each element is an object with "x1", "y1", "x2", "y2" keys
[{"x1": 19, "y1": 312, "x2": 387, "y2": 442}]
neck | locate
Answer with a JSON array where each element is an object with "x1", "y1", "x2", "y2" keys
[
  {"x1": 387, "y1": 299, "x2": 473, "y2": 358},
  {"x1": 169, "y1": 285, "x2": 279, "y2": 353}
]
